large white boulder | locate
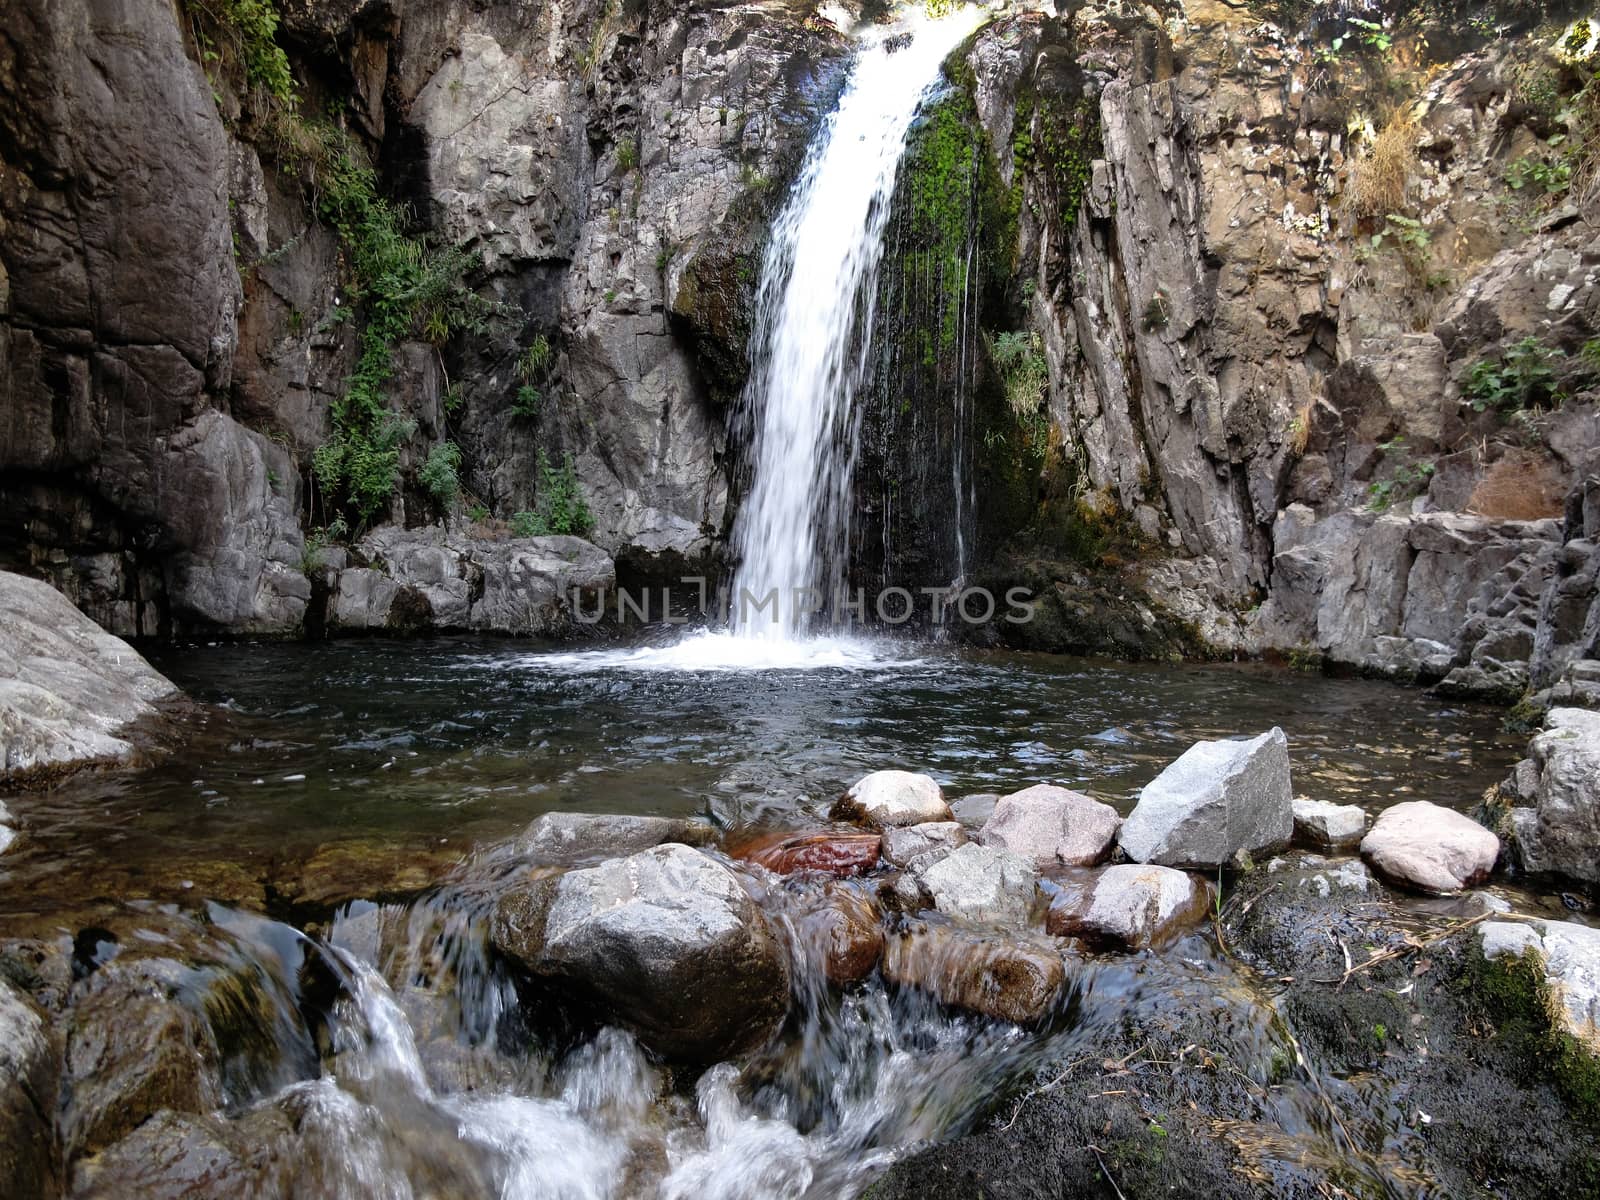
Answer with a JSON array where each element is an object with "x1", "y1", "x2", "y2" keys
[
  {"x1": 915, "y1": 843, "x2": 1037, "y2": 926},
  {"x1": 1046, "y1": 864, "x2": 1212, "y2": 951},
  {"x1": 1118, "y1": 729, "x2": 1294, "y2": 868},
  {"x1": 1361, "y1": 801, "x2": 1499, "y2": 895},
  {"x1": 833, "y1": 770, "x2": 952, "y2": 828},
  {"x1": 978, "y1": 784, "x2": 1120, "y2": 869}
]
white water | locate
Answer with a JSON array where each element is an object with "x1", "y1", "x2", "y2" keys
[{"x1": 729, "y1": 6, "x2": 987, "y2": 643}]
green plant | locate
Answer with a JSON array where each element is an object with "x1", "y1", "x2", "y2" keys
[
  {"x1": 512, "y1": 450, "x2": 595, "y2": 538},
  {"x1": 467, "y1": 503, "x2": 490, "y2": 524},
  {"x1": 518, "y1": 334, "x2": 553, "y2": 382},
  {"x1": 1506, "y1": 148, "x2": 1572, "y2": 197},
  {"x1": 185, "y1": 0, "x2": 295, "y2": 103},
  {"x1": 617, "y1": 137, "x2": 638, "y2": 172},
  {"x1": 1141, "y1": 292, "x2": 1170, "y2": 333},
  {"x1": 418, "y1": 441, "x2": 463, "y2": 507},
  {"x1": 989, "y1": 331, "x2": 1051, "y2": 463},
  {"x1": 1368, "y1": 459, "x2": 1436, "y2": 512},
  {"x1": 443, "y1": 382, "x2": 465, "y2": 416},
  {"x1": 1465, "y1": 336, "x2": 1565, "y2": 414},
  {"x1": 512, "y1": 385, "x2": 542, "y2": 419},
  {"x1": 1581, "y1": 339, "x2": 1600, "y2": 371},
  {"x1": 1287, "y1": 644, "x2": 1323, "y2": 673},
  {"x1": 603, "y1": 289, "x2": 617, "y2": 304}
]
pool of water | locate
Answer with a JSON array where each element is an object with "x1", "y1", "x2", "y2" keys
[{"x1": 0, "y1": 635, "x2": 1521, "y2": 914}]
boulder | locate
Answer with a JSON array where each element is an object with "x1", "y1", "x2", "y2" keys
[
  {"x1": 1045, "y1": 865, "x2": 1211, "y2": 951},
  {"x1": 949, "y1": 793, "x2": 999, "y2": 828},
  {"x1": 733, "y1": 830, "x2": 882, "y2": 877},
  {"x1": 0, "y1": 801, "x2": 15, "y2": 855},
  {"x1": 832, "y1": 771, "x2": 952, "y2": 828},
  {"x1": 791, "y1": 887, "x2": 885, "y2": 985},
  {"x1": 978, "y1": 785, "x2": 1120, "y2": 869},
  {"x1": 1291, "y1": 798, "x2": 1367, "y2": 850},
  {"x1": 1507, "y1": 708, "x2": 1600, "y2": 884},
  {"x1": 1118, "y1": 729, "x2": 1293, "y2": 869},
  {"x1": 489, "y1": 844, "x2": 788, "y2": 1060},
  {"x1": 0, "y1": 978, "x2": 57, "y2": 1197},
  {"x1": 881, "y1": 923, "x2": 1064, "y2": 1024},
  {"x1": 69, "y1": 1108, "x2": 289, "y2": 1199},
  {"x1": 515, "y1": 812, "x2": 718, "y2": 865},
  {"x1": 0, "y1": 571, "x2": 180, "y2": 783},
  {"x1": 1480, "y1": 919, "x2": 1600, "y2": 1052},
  {"x1": 916, "y1": 843, "x2": 1037, "y2": 927},
  {"x1": 1360, "y1": 801, "x2": 1499, "y2": 895},
  {"x1": 880, "y1": 822, "x2": 967, "y2": 869}
]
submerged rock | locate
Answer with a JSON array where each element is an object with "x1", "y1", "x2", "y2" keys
[
  {"x1": 916, "y1": 843, "x2": 1037, "y2": 927},
  {"x1": 1118, "y1": 728, "x2": 1293, "y2": 869},
  {"x1": 1046, "y1": 864, "x2": 1212, "y2": 951},
  {"x1": 881, "y1": 923, "x2": 1064, "y2": 1024},
  {"x1": 70, "y1": 1107, "x2": 289, "y2": 1199},
  {"x1": 832, "y1": 771, "x2": 952, "y2": 828},
  {"x1": 1506, "y1": 707, "x2": 1600, "y2": 885},
  {"x1": 880, "y1": 821, "x2": 967, "y2": 869},
  {"x1": 490, "y1": 844, "x2": 788, "y2": 1060},
  {"x1": 1292, "y1": 798, "x2": 1367, "y2": 850},
  {"x1": 1361, "y1": 801, "x2": 1499, "y2": 895},
  {"x1": 0, "y1": 570, "x2": 180, "y2": 783},
  {"x1": 1480, "y1": 919, "x2": 1600, "y2": 1052},
  {"x1": 792, "y1": 886, "x2": 885, "y2": 985},
  {"x1": 978, "y1": 784, "x2": 1120, "y2": 869},
  {"x1": 0, "y1": 978, "x2": 57, "y2": 1197},
  {"x1": 515, "y1": 812, "x2": 718, "y2": 865},
  {"x1": 733, "y1": 830, "x2": 882, "y2": 877}
]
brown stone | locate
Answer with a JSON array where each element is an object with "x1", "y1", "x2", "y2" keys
[
  {"x1": 881, "y1": 922, "x2": 1065, "y2": 1024},
  {"x1": 732, "y1": 830, "x2": 882, "y2": 878}
]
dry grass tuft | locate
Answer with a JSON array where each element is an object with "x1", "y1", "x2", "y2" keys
[
  {"x1": 1466, "y1": 452, "x2": 1568, "y2": 521},
  {"x1": 1349, "y1": 114, "x2": 1418, "y2": 219},
  {"x1": 1288, "y1": 397, "x2": 1316, "y2": 458}
]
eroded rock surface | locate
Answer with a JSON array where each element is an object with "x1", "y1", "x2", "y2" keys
[{"x1": 1504, "y1": 707, "x2": 1600, "y2": 884}]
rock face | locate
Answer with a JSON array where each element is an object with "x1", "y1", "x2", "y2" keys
[
  {"x1": 0, "y1": 978, "x2": 57, "y2": 1198},
  {"x1": 916, "y1": 843, "x2": 1037, "y2": 927},
  {"x1": 978, "y1": 785, "x2": 1120, "y2": 869},
  {"x1": 833, "y1": 771, "x2": 953, "y2": 829},
  {"x1": 1292, "y1": 799, "x2": 1367, "y2": 850},
  {"x1": 1046, "y1": 865, "x2": 1211, "y2": 951},
  {"x1": 1480, "y1": 919, "x2": 1600, "y2": 1052},
  {"x1": 489, "y1": 844, "x2": 788, "y2": 1060},
  {"x1": 1504, "y1": 708, "x2": 1600, "y2": 884},
  {"x1": 0, "y1": 571, "x2": 180, "y2": 782},
  {"x1": 881, "y1": 924, "x2": 1064, "y2": 1024},
  {"x1": 1118, "y1": 730, "x2": 1294, "y2": 869},
  {"x1": 514, "y1": 812, "x2": 717, "y2": 865},
  {"x1": 328, "y1": 528, "x2": 615, "y2": 637},
  {"x1": 1360, "y1": 801, "x2": 1500, "y2": 895}
]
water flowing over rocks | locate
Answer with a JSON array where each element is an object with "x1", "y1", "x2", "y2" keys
[
  {"x1": 1292, "y1": 797, "x2": 1368, "y2": 850},
  {"x1": 833, "y1": 771, "x2": 953, "y2": 829},
  {"x1": 977, "y1": 784, "x2": 1120, "y2": 869},
  {"x1": 1502, "y1": 707, "x2": 1600, "y2": 885},
  {"x1": 734, "y1": 830, "x2": 884, "y2": 877},
  {"x1": 1045, "y1": 864, "x2": 1211, "y2": 951},
  {"x1": 1117, "y1": 729, "x2": 1294, "y2": 869},
  {"x1": 1361, "y1": 801, "x2": 1501, "y2": 895},
  {"x1": 915, "y1": 842, "x2": 1038, "y2": 927},
  {"x1": 516, "y1": 811, "x2": 718, "y2": 865},
  {"x1": 881, "y1": 923, "x2": 1064, "y2": 1025},
  {"x1": 489, "y1": 843, "x2": 788, "y2": 1060},
  {"x1": 0, "y1": 571, "x2": 181, "y2": 783}
]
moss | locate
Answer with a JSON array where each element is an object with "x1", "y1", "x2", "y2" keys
[{"x1": 1463, "y1": 947, "x2": 1600, "y2": 1121}]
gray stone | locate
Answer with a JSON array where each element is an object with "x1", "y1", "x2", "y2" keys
[
  {"x1": 514, "y1": 812, "x2": 717, "y2": 865},
  {"x1": 833, "y1": 771, "x2": 952, "y2": 829},
  {"x1": 881, "y1": 822, "x2": 967, "y2": 869},
  {"x1": 1509, "y1": 708, "x2": 1600, "y2": 884},
  {"x1": 0, "y1": 978, "x2": 56, "y2": 1197},
  {"x1": 490, "y1": 844, "x2": 787, "y2": 1060},
  {"x1": 916, "y1": 843, "x2": 1037, "y2": 927},
  {"x1": 1046, "y1": 864, "x2": 1212, "y2": 951},
  {"x1": 978, "y1": 784, "x2": 1121, "y2": 869},
  {"x1": 949, "y1": 793, "x2": 1000, "y2": 828},
  {"x1": 0, "y1": 571, "x2": 180, "y2": 783},
  {"x1": 1118, "y1": 729, "x2": 1294, "y2": 869},
  {"x1": 1360, "y1": 801, "x2": 1500, "y2": 895},
  {"x1": 1481, "y1": 919, "x2": 1600, "y2": 1051},
  {"x1": 1292, "y1": 798, "x2": 1367, "y2": 849}
]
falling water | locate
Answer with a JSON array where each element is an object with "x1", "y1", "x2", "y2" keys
[{"x1": 730, "y1": 8, "x2": 986, "y2": 641}]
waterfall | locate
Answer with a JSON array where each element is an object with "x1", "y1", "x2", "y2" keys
[{"x1": 730, "y1": 8, "x2": 985, "y2": 641}]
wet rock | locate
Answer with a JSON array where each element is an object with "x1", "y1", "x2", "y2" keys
[
  {"x1": 0, "y1": 800, "x2": 15, "y2": 855},
  {"x1": 793, "y1": 887, "x2": 885, "y2": 985},
  {"x1": 949, "y1": 793, "x2": 999, "y2": 828},
  {"x1": 490, "y1": 844, "x2": 787, "y2": 1060},
  {"x1": 1292, "y1": 798, "x2": 1367, "y2": 850},
  {"x1": 276, "y1": 839, "x2": 458, "y2": 909},
  {"x1": 70, "y1": 1107, "x2": 290, "y2": 1199},
  {"x1": 733, "y1": 830, "x2": 882, "y2": 877},
  {"x1": 0, "y1": 977, "x2": 57, "y2": 1197},
  {"x1": 1118, "y1": 729, "x2": 1293, "y2": 869},
  {"x1": 880, "y1": 822, "x2": 966, "y2": 869},
  {"x1": 881, "y1": 923, "x2": 1064, "y2": 1024},
  {"x1": 1045, "y1": 864, "x2": 1212, "y2": 951},
  {"x1": 515, "y1": 812, "x2": 718, "y2": 865},
  {"x1": 916, "y1": 843, "x2": 1037, "y2": 927},
  {"x1": 0, "y1": 571, "x2": 180, "y2": 783},
  {"x1": 1480, "y1": 919, "x2": 1600, "y2": 1051},
  {"x1": 1506, "y1": 707, "x2": 1600, "y2": 884},
  {"x1": 978, "y1": 785, "x2": 1120, "y2": 869},
  {"x1": 1361, "y1": 801, "x2": 1500, "y2": 895},
  {"x1": 832, "y1": 771, "x2": 952, "y2": 828}
]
